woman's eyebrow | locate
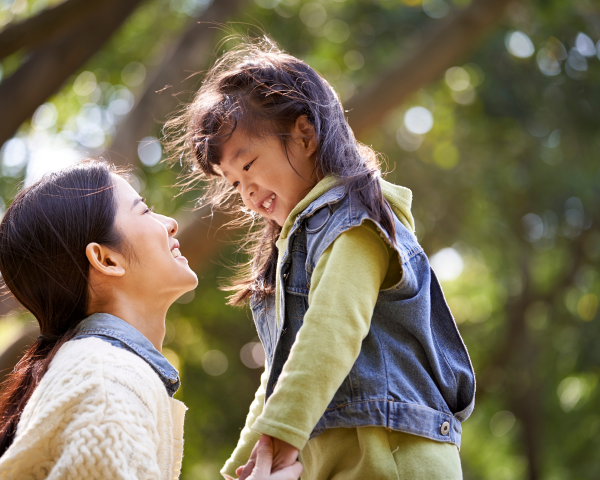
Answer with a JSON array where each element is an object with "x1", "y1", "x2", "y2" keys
[{"x1": 132, "y1": 197, "x2": 145, "y2": 210}]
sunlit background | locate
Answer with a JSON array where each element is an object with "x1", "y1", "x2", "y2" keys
[{"x1": 1, "y1": 0, "x2": 600, "y2": 478}]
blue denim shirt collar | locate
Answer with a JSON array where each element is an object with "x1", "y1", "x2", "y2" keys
[{"x1": 76, "y1": 313, "x2": 180, "y2": 396}]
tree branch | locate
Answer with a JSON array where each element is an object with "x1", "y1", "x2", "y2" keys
[
  {"x1": 107, "y1": 0, "x2": 247, "y2": 167},
  {"x1": 0, "y1": 0, "x2": 106, "y2": 60},
  {"x1": 345, "y1": 0, "x2": 511, "y2": 138},
  {"x1": 0, "y1": 0, "x2": 144, "y2": 147}
]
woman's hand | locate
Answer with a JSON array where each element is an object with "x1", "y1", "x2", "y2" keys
[{"x1": 235, "y1": 435, "x2": 302, "y2": 480}]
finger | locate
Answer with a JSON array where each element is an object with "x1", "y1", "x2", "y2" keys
[
  {"x1": 236, "y1": 466, "x2": 244, "y2": 476},
  {"x1": 238, "y1": 460, "x2": 255, "y2": 480},
  {"x1": 253, "y1": 435, "x2": 274, "y2": 474}
]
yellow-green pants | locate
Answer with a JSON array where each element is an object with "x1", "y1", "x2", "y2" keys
[{"x1": 299, "y1": 427, "x2": 462, "y2": 480}]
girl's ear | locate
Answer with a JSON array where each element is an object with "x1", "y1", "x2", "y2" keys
[
  {"x1": 86, "y1": 243, "x2": 126, "y2": 278},
  {"x1": 294, "y1": 115, "x2": 317, "y2": 157}
]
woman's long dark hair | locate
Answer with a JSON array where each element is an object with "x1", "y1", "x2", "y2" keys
[
  {"x1": 165, "y1": 37, "x2": 396, "y2": 305},
  {"x1": 0, "y1": 160, "x2": 124, "y2": 455}
]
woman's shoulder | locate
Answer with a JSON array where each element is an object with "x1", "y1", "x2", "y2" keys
[
  {"x1": 31, "y1": 338, "x2": 165, "y2": 411},
  {"x1": 54, "y1": 336, "x2": 165, "y2": 392},
  {"x1": 18, "y1": 337, "x2": 167, "y2": 435}
]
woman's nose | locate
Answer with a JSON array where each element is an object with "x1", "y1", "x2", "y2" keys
[{"x1": 160, "y1": 215, "x2": 178, "y2": 237}]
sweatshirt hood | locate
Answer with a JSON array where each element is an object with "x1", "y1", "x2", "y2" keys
[{"x1": 380, "y1": 179, "x2": 415, "y2": 234}]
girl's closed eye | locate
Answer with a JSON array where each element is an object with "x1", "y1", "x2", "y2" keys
[
  {"x1": 143, "y1": 205, "x2": 155, "y2": 214},
  {"x1": 243, "y1": 159, "x2": 256, "y2": 171}
]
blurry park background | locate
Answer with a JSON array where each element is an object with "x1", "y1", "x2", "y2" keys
[{"x1": 1, "y1": 0, "x2": 599, "y2": 478}]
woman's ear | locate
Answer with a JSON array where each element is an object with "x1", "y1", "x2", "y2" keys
[
  {"x1": 294, "y1": 115, "x2": 317, "y2": 157},
  {"x1": 86, "y1": 243, "x2": 126, "y2": 278}
]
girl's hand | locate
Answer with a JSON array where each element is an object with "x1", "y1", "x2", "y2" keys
[
  {"x1": 236, "y1": 435, "x2": 303, "y2": 480},
  {"x1": 270, "y1": 437, "x2": 299, "y2": 473}
]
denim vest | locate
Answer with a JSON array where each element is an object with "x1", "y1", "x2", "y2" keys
[
  {"x1": 73, "y1": 313, "x2": 181, "y2": 397},
  {"x1": 251, "y1": 186, "x2": 475, "y2": 448}
]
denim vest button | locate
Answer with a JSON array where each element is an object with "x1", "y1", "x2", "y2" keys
[
  {"x1": 170, "y1": 378, "x2": 178, "y2": 384},
  {"x1": 441, "y1": 421, "x2": 450, "y2": 436}
]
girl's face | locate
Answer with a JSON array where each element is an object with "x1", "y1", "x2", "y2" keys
[
  {"x1": 218, "y1": 117, "x2": 318, "y2": 226},
  {"x1": 111, "y1": 175, "x2": 198, "y2": 302}
]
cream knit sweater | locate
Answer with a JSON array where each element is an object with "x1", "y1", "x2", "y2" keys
[{"x1": 0, "y1": 337, "x2": 187, "y2": 479}]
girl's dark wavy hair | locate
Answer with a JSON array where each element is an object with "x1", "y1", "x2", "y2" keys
[
  {"x1": 165, "y1": 37, "x2": 395, "y2": 306},
  {"x1": 0, "y1": 160, "x2": 127, "y2": 456}
]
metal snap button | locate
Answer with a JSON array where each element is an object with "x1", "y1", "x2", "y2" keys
[
  {"x1": 441, "y1": 421, "x2": 450, "y2": 436},
  {"x1": 170, "y1": 378, "x2": 178, "y2": 384}
]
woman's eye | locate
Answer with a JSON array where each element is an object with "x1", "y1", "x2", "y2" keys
[
  {"x1": 143, "y1": 206, "x2": 155, "y2": 214},
  {"x1": 243, "y1": 159, "x2": 255, "y2": 171},
  {"x1": 232, "y1": 181, "x2": 240, "y2": 188}
]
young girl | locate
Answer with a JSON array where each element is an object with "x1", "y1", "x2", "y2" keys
[
  {"x1": 171, "y1": 39, "x2": 475, "y2": 480},
  {"x1": 0, "y1": 161, "x2": 302, "y2": 480}
]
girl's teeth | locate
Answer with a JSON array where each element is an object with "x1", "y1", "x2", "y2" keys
[
  {"x1": 263, "y1": 194, "x2": 275, "y2": 210},
  {"x1": 171, "y1": 248, "x2": 181, "y2": 258}
]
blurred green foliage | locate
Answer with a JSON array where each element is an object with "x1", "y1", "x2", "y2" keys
[{"x1": 2, "y1": 0, "x2": 600, "y2": 478}]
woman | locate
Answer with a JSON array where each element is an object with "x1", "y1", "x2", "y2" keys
[{"x1": 0, "y1": 160, "x2": 302, "y2": 480}]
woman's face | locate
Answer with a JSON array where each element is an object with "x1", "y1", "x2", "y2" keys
[{"x1": 112, "y1": 174, "x2": 198, "y2": 303}]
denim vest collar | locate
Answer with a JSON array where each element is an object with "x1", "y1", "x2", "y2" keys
[
  {"x1": 281, "y1": 185, "x2": 346, "y2": 241},
  {"x1": 75, "y1": 313, "x2": 180, "y2": 396}
]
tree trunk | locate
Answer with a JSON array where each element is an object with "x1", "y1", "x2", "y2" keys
[
  {"x1": 0, "y1": 0, "x2": 144, "y2": 146},
  {"x1": 0, "y1": 0, "x2": 106, "y2": 60}
]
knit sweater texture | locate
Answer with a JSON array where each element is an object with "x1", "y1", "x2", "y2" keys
[{"x1": 0, "y1": 337, "x2": 187, "y2": 480}]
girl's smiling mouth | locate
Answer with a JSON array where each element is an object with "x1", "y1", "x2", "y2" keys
[{"x1": 260, "y1": 194, "x2": 276, "y2": 213}]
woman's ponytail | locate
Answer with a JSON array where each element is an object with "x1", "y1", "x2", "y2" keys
[
  {"x1": 0, "y1": 160, "x2": 123, "y2": 456},
  {"x1": 0, "y1": 333, "x2": 76, "y2": 455}
]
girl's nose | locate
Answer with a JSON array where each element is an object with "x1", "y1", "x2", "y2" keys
[{"x1": 242, "y1": 180, "x2": 257, "y2": 199}]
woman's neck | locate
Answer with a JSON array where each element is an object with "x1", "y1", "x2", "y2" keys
[{"x1": 88, "y1": 294, "x2": 168, "y2": 352}]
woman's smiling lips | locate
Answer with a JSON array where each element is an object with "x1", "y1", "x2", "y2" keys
[{"x1": 170, "y1": 240, "x2": 183, "y2": 259}]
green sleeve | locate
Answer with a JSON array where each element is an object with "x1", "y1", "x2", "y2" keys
[
  {"x1": 251, "y1": 222, "x2": 392, "y2": 450},
  {"x1": 221, "y1": 367, "x2": 268, "y2": 479}
]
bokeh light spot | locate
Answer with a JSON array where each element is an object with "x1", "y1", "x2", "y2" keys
[
  {"x1": 404, "y1": 106, "x2": 433, "y2": 134},
  {"x1": 430, "y1": 247, "x2": 463, "y2": 281},
  {"x1": 73, "y1": 71, "x2": 97, "y2": 96},
  {"x1": 202, "y1": 350, "x2": 228, "y2": 376},
  {"x1": 0, "y1": 137, "x2": 28, "y2": 176},
  {"x1": 344, "y1": 50, "x2": 364, "y2": 70},
  {"x1": 490, "y1": 411, "x2": 516, "y2": 437},
  {"x1": 240, "y1": 342, "x2": 266, "y2": 368},
  {"x1": 505, "y1": 31, "x2": 535, "y2": 59},
  {"x1": 32, "y1": 103, "x2": 58, "y2": 130},
  {"x1": 445, "y1": 66, "x2": 470, "y2": 91},
  {"x1": 299, "y1": 2, "x2": 326, "y2": 28},
  {"x1": 537, "y1": 48, "x2": 561, "y2": 76},
  {"x1": 575, "y1": 32, "x2": 595, "y2": 57},
  {"x1": 433, "y1": 142, "x2": 459, "y2": 169},
  {"x1": 577, "y1": 294, "x2": 598, "y2": 321},
  {"x1": 162, "y1": 348, "x2": 180, "y2": 370},
  {"x1": 423, "y1": 0, "x2": 449, "y2": 19},
  {"x1": 558, "y1": 377, "x2": 583, "y2": 412},
  {"x1": 324, "y1": 19, "x2": 350, "y2": 43},
  {"x1": 138, "y1": 136, "x2": 162, "y2": 167},
  {"x1": 121, "y1": 61, "x2": 147, "y2": 87}
]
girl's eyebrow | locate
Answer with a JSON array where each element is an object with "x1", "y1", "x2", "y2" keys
[{"x1": 221, "y1": 147, "x2": 250, "y2": 178}]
